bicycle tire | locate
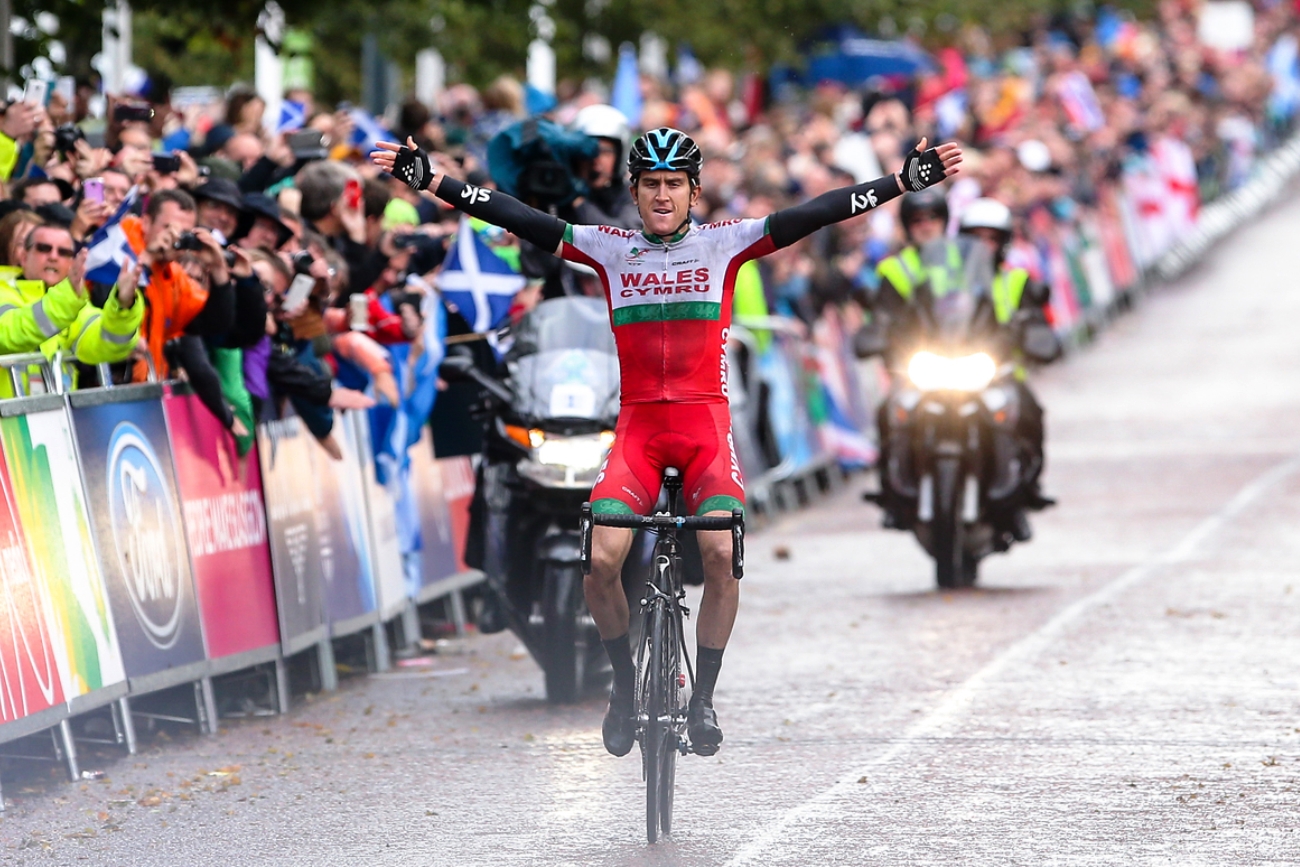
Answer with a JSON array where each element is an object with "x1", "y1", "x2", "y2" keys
[
  {"x1": 642, "y1": 602, "x2": 666, "y2": 843},
  {"x1": 658, "y1": 601, "x2": 680, "y2": 837}
]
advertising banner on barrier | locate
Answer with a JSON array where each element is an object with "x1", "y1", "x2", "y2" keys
[
  {"x1": 0, "y1": 440, "x2": 66, "y2": 724},
  {"x1": 315, "y1": 411, "x2": 376, "y2": 629},
  {"x1": 70, "y1": 395, "x2": 207, "y2": 679},
  {"x1": 258, "y1": 415, "x2": 326, "y2": 650},
  {"x1": 0, "y1": 409, "x2": 126, "y2": 702},
  {"x1": 411, "y1": 431, "x2": 473, "y2": 591},
  {"x1": 346, "y1": 412, "x2": 404, "y2": 618},
  {"x1": 163, "y1": 392, "x2": 280, "y2": 659}
]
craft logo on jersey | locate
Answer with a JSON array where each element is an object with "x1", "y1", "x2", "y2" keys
[{"x1": 107, "y1": 422, "x2": 185, "y2": 649}]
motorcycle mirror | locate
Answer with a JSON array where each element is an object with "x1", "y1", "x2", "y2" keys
[
  {"x1": 853, "y1": 320, "x2": 889, "y2": 358},
  {"x1": 438, "y1": 353, "x2": 476, "y2": 381}
]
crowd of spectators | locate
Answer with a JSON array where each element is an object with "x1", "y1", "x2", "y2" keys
[{"x1": 0, "y1": 0, "x2": 1292, "y2": 454}]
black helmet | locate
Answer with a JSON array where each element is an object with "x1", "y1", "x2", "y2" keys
[
  {"x1": 627, "y1": 127, "x2": 702, "y2": 184},
  {"x1": 899, "y1": 187, "x2": 950, "y2": 236}
]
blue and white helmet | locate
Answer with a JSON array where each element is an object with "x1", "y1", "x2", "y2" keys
[{"x1": 627, "y1": 127, "x2": 702, "y2": 184}]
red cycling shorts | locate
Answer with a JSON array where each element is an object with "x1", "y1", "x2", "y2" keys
[{"x1": 590, "y1": 401, "x2": 745, "y2": 517}]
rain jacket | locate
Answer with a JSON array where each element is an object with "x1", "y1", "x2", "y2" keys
[
  {"x1": 119, "y1": 215, "x2": 231, "y2": 380},
  {"x1": 0, "y1": 266, "x2": 143, "y2": 398}
]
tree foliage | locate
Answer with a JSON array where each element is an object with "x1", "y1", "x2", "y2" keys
[{"x1": 11, "y1": 0, "x2": 1156, "y2": 101}]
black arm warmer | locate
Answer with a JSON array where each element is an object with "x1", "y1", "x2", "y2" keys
[
  {"x1": 435, "y1": 175, "x2": 567, "y2": 253},
  {"x1": 768, "y1": 175, "x2": 902, "y2": 250}
]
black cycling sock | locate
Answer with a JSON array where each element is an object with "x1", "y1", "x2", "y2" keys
[
  {"x1": 603, "y1": 634, "x2": 635, "y2": 699},
  {"x1": 693, "y1": 646, "x2": 725, "y2": 707}
]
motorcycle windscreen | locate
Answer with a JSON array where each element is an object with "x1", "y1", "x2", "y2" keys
[{"x1": 508, "y1": 296, "x2": 620, "y2": 423}]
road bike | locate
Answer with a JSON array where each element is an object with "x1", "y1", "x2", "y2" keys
[{"x1": 581, "y1": 468, "x2": 745, "y2": 842}]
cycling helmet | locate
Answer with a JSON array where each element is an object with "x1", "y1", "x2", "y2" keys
[
  {"x1": 958, "y1": 197, "x2": 1013, "y2": 236},
  {"x1": 899, "y1": 187, "x2": 950, "y2": 229},
  {"x1": 573, "y1": 104, "x2": 631, "y2": 164},
  {"x1": 628, "y1": 127, "x2": 702, "y2": 184}
]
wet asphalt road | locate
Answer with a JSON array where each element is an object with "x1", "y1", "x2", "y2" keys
[{"x1": 6, "y1": 193, "x2": 1300, "y2": 865}]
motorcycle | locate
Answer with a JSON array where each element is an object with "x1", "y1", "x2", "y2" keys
[
  {"x1": 441, "y1": 295, "x2": 624, "y2": 702},
  {"x1": 861, "y1": 241, "x2": 1056, "y2": 589}
]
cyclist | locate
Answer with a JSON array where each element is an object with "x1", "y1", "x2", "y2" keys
[{"x1": 373, "y1": 128, "x2": 961, "y2": 758}]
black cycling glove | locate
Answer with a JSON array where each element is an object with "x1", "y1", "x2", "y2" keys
[
  {"x1": 899, "y1": 145, "x2": 948, "y2": 192},
  {"x1": 392, "y1": 146, "x2": 433, "y2": 192}
]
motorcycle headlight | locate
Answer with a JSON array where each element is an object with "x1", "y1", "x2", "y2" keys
[
  {"x1": 906, "y1": 351, "x2": 997, "y2": 392},
  {"x1": 518, "y1": 431, "x2": 616, "y2": 489}
]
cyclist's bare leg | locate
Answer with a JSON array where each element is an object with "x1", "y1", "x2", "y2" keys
[
  {"x1": 696, "y1": 513, "x2": 739, "y2": 649},
  {"x1": 588, "y1": 525, "x2": 638, "y2": 756},
  {"x1": 687, "y1": 512, "x2": 737, "y2": 754},
  {"x1": 585, "y1": 525, "x2": 634, "y2": 639}
]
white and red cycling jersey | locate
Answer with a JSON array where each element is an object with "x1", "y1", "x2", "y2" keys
[{"x1": 560, "y1": 220, "x2": 776, "y2": 406}]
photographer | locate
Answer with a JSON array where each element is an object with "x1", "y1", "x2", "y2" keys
[
  {"x1": 570, "y1": 105, "x2": 639, "y2": 229},
  {"x1": 117, "y1": 189, "x2": 235, "y2": 381},
  {"x1": 297, "y1": 160, "x2": 392, "y2": 298}
]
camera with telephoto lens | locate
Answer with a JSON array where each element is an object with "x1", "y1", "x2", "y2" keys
[
  {"x1": 173, "y1": 232, "x2": 205, "y2": 252},
  {"x1": 54, "y1": 124, "x2": 86, "y2": 154},
  {"x1": 488, "y1": 117, "x2": 597, "y2": 210}
]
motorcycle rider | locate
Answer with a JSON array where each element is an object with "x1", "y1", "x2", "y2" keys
[
  {"x1": 871, "y1": 187, "x2": 967, "y2": 528},
  {"x1": 957, "y1": 197, "x2": 1059, "y2": 537},
  {"x1": 373, "y1": 128, "x2": 961, "y2": 757}
]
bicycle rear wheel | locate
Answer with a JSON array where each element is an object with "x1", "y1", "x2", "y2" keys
[{"x1": 641, "y1": 602, "x2": 669, "y2": 843}]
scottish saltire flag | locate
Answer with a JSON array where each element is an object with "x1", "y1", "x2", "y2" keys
[
  {"x1": 84, "y1": 186, "x2": 140, "y2": 286},
  {"x1": 612, "y1": 43, "x2": 643, "y2": 129},
  {"x1": 348, "y1": 107, "x2": 397, "y2": 154},
  {"x1": 368, "y1": 287, "x2": 447, "y2": 558},
  {"x1": 435, "y1": 217, "x2": 525, "y2": 333},
  {"x1": 276, "y1": 100, "x2": 306, "y2": 133}
]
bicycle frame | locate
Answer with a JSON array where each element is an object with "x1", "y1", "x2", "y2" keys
[{"x1": 580, "y1": 468, "x2": 744, "y2": 842}]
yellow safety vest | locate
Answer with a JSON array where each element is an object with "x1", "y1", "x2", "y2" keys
[
  {"x1": 991, "y1": 268, "x2": 1029, "y2": 325},
  {"x1": 876, "y1": 242, "x2": 965, "y2": 301}
]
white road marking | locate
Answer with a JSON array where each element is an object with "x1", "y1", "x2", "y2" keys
[{"x1": 724, "y1": 452, "x2": 1300, "y2": 866}]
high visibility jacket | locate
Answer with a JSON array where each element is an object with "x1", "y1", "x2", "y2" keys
[
  {"x1": 0, "y1": 273, "x2": 143, "y2": 398},
  {"x1": 876, "y1": 242, "x2": 965, "y2": 301},
  {"x1": 991, "y1": 268, "x2": 1030, "y2": 325},
  {"x1": 0, "y1": 133, "x2": 19, "y2": 182}
]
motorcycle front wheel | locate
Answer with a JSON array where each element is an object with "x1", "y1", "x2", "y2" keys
[
  {"x1": 933, "y1": 457, "x2": 966, "y2": 590},
  {"x1": 542, "y1": 562, "x2": 588, "y2": 703}
]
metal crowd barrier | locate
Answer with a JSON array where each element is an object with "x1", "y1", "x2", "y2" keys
[{"x1": 0, "y1": 362, "x2": 479, "y2": 808}]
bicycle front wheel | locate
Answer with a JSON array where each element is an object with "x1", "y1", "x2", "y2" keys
[
  {"x1": 658, "y1": 609, "x2": 680, "y2": 838},
  {"x1": 642, "y1": 602, "x2": 669, "y2": 843}
]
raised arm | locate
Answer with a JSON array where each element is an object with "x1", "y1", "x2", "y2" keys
[
  {"x1": 767, "y1": 139, "x2": 962, "y2": 250},
  {"x1": 371, "y1": 138, "x2": 567, "y2": 256}
]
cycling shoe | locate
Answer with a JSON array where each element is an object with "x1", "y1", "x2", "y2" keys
[
  {"x1": 687, "y1": 700, "x2": 723, "y2": 756},
  {"x1": 602, "y1": 689, "x2": 636, "y2": 757}
]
